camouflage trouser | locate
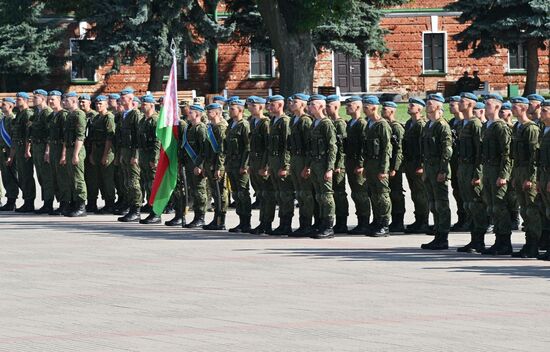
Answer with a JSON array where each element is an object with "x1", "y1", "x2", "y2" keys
[
  {"x1": 389, "y1": 170, "x2": 405, "y2": 218},
  {"x1": 185, "y1": 161, "x2": 207, "y2": 215},
  {"x1": 332, "y1": 169, "x2": 348, "y2": 218},
  {"x1": 227, "y1": 167, "x2": 251, "y2": 217},
  {"x1": 403, "y1": 162, "x2": 429, "y2": 221},
  {"x1": 482, "y1": 164, "x2": 511, "y2": 236},
  {"x1": 457, "y1": 163, "x2": 488, "y2": 234},
  {"x1": 512, "y1": 166, "x2": 541, "y2": 243},
  {"x1": 138, "y1": 149, "x2": 156, "y2": 205},
  {"x1": 66, "y1": 146, "x2": 87, "y2": 202},
  {"x1": 310, "y1": 162, "x2": 334, "y2": 219},
  {"x1": 345, "y1": 159, "x2": 370, "y2": 218},
  {"x1": 88, "y1": 143, "x2": 115, "y2": 203},
  {"x1": 205, "y1": 166, "x2": 228, "y2": 215},
  {"x1": 290, "y1": 155, "x2": 314, "y2": 219},
  {"x1": 250, "y1": 162, "x2": 275, "y2": 223},
  {"x1": 269, "y1": 158, "x2": 294, "y2": 219},
  {"x1": 450, "y1": 157, "x2": 466, "y2": 221},
  {"x1": 423, "y1": 163, "x2": 450, "y2": 235},
  {"x1": 365, "y1": 159, "x2": 391, "y2": 222},
  {"x1": 120, "y1": 148, "x2": 141, "y2": 208},
  {"x1": 0, "y1": 147, "x2": 18, "y2": 199},
  {"x1": 49, "y1": 144, "x2": 70, "y2": 203},
  {"x1": 32, "y1": 143, "x2": 54, "y2": 202},
  {"x1": 14, "y1": 144, "x2": 36, "y2": 201}
]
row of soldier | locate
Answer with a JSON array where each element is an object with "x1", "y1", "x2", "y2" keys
[{"x1": 0, "y1": 89, "x2": 549, "y2": 258}]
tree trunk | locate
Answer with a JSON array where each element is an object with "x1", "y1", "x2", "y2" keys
[
  {"x1": 148, "y1": 55, "x2": 166, "y2": 92},
  {"x1": 256, "y1": 0, "x2": 317, "y2": 96},
  {"x1": 0, "y1": 74, "x2": 6, "y2": 92},
  {"x1": 523, "y1": 38, "x2": 539, "y2": 96}
]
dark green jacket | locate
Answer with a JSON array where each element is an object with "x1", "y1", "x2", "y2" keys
[
  {"x1": 364, "y1": 118, "x2": 392, "y2": 174},
  {"x1": 64, "y1": 109, "x2": 87, "y2": 147},
  {"x1": 249, "y1": 116, "x2": 270, "y2": 170},
  {"x1": 268, "y1": 115, "x2": 291, "y2": 170},
  {"x1": 225, "y1": 119, "x2": 250, "y2": 169},
  {"x1": 307, "y1": 117, "x2": 336, "y2": 171},
  {"x1": 511, "y1": 120, "x2": 539, "y2": 183},
  {"x1": 344, "y1": 118, "x2": 367, "y2": 167},
  {"x1": 481, "y1": 119, "x2": 512, "y2": 180},
  {"x1": 332, "y1": 118, "x2": 346, "y2": 170},
  {"x1": 389, "y1": 120, "x2": 404, "y2": 172},
  {"x1": 403, "y1": 118, "x2": 425, "y2": 170},
  {"x1": 422, "y1": 118, "x2": 452, "y2": 175},
  {"x1": 204, "y1": 120, "x2": 227, "y2": 172},
  {"x1": 457, "y1": 117, "x2": 483, "y2": 179},
  {"x1": 12, "y1": 108, "x2": 33, "y2": 145},
  {"x1": 30, "y1": 106, "x2": 53, "y2": 143}
]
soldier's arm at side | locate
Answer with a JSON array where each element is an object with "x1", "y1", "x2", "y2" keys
[
  {"x1": 438, "y1": 123, "x2": 453, "y2": 176},
  {"x1": 526, "y1": 125, "x2": 540, "y2": 183}
]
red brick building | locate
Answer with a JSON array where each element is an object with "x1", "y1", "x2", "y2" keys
[{"x1": 49, "y1": 0, "x2": 549, "y2": 97}]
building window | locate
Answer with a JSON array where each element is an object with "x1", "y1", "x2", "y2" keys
[
  {"x1": 163, "y1": 58, "x2": 188, "y2": 81},
  {"x1": 69, "y1": 38, "x2": 97, "y2": 82},
  {"x1": 423, "y1": 32, "x2": 446, "y2": 73},
  {"x1": 509, "y1": 43, "x2": 527, "y2": 71},
  {"x1": 250, "y1": 47, "x2": 274, "y2": 78}
]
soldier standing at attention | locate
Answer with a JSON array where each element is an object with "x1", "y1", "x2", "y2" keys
[
  {"x1": 117, "y1": 88, "x2": 143, "y2": 222},
  {"x1": 109, "y1": 94, "x2": 125, "y2": 213},
  {"x1": 137, "y1": 95, "x2": 160, "y2": 215},
  {"x1": 381, "y1": 101, "x2": 405, "y2": 233},
  {"x1": 288, "y1": 93, "x2": 315, "y2": 236},
  {"x1": 224, "y1": 98, "x2": 251, "y2": 233},
  {"x1": 510, "y1": 96, "x2": 541, "y2": 258},
  {"x1": 302, "y1": 95, "x2": 337, "y2": 239},
  {"x1": 402, "y1": 98, "x2": 429, "y2": 234},
  {"x1": 246, "y1": 96, "x2": 275, "y2": 234},
  {"x1": 182, "y1": 104, "x2": 208, "y2": 228},
  {"x1": 420, "y1": 95, "x2": 452, "y2": 250},
  {"x1": 62, "y1": 92, "x2": 87, "y2": 217},
  {"x1": 478, "y1": 94, "x2": 513, "y2": 255},
  {"x1": 201, "y1": 103, "x2": 228, "y2": 230},
  {"x1": 266, "y1": 95, "x2": 294, "y2": 236},
  {"x1": 88, "y1": 95, "x2": 116, "y2": 214},
  {"x1": 46, "y1": 91, "x2": 70, "y2": 215},
  {"x1": 527, "y1": 94, "x2": 544, "y2": 128},
  {"x1": 212, "y1": 96, "x2": 229, "y2": 122},
  {"x1": 537, "y1": 100, "x2": 550, "y2": 261},
  {"x1": 362, "y1": 95, "x2": 392, "y2": 236},
  {"x1": 78, "y1": 94, "x2": 99, "y2": 213},
  {"x1": 0, "y1": 98, "x2": 19, "y2": 211},
  {"x1": 325, "y1": 95, "x2": 348, "y2": 234},
  {"x1": 108, "y1": 94, "x2": 119, "y2": 113},
  {"x1": 448, "y1": 96, "x2": 468, "y2": 232},
  {"x1": 7, "y1": 92, "x2": 35, "y2": 212},
  {"x1": 29, "y1": 89, "x2": 54, "y2": 214},
  {"x1": 344, "y1": 96, "x2": 369, "y2": 234}
]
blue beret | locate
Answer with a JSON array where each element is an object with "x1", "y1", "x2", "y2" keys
[
  {"x1": 382, "y1": 101, "x2": 397, "y2": 108},
  {"x1": 3, "y1": 97, "x2": 16, "y2": 104},
  {"x1": 213, "y1": 96, "x2": 226, "y2": 102},
  {"x1": 511, "y1": 96, "x2": 529, "y2": 104},
  {"x1": 484, "y1": 93, "x2": 503, "y2": 102},
  {"x1": 228, "y1": 98, "x2": 245, "y2": 106},
  {"x1": 16, "y1": 92, "x2": 29, "y2": 99},
  {"x1": 427, "y1": 93, "x2": 445, "y2": 103},
  {"x1": 309, "y1": 94, "x2": 326, "y2": 102},
  {"x1": 291, "y1": 93, "x2": 310, "y2": 102},
  {"x1": 362, "y1": 95, "x2": 379, "y2": 105},
  {"x1": 108, "y1": 93, "x2": 120, "y2": 100},
  {"x1": 474, "y1": 102, "x2": 485, "y2": 110},
  {"x1": 206, "y1": 103, "x2": 222, "y2": 110},
  {"x1": 33, "y1": 89, "x2": 48, "y2": 96},
  {"x1": 344, "y1": 96, "x2": 362, "y2": 104},
  {"x1": 449, "y1": 95, "x2": 461, "y2": 102},
  {"x1": 79, "y1": 94, "x2": 91, "y2": 101},
  {"x1": 267, "y1": 95, "x2": 285, "y2": 102},
  {"x1": 542, "y1": 100, "x2": 550, "y2": 107},
  {"x1": 48, "y1": 90, "x2": 62, "y2": 97},
  {"x1": 326, "y1": 95, "x2": 340, "y2": 103},
  {"x1": 64, "y1": 92, "x2": 78, "y2": 98},
  {"x1": 95, "y1": 95, "x2": 108, "y2": 102},
  {"x1": 133, "y1": 97, "x2": 141, "y2": 104},
  {"x1": 141, "y1": 95, "x2": 156, "y2": 104},
  {"x1": 501, "y1": 102, "x2": 512, "y2": 111},
  {"x1": 527, "y1": 94, "x2": 545, "y2": 102},
  {"x1": 190, "y1": 104, "x2": 205, "y2": 112},
  {"x1": 246, "y1": 96, "x2": 266, "y2": 104},
  {"x1": 227, "y1": 96, "x2": 240, "y2": 102},
  {"x1": 120, "y1": 88, "x2": 134, "y2": 96},
  {"x1": 408, "y1": 97, "x2": 426, "y2": 107},
  {"x1": 460, "y1": 92, "x2": 478, "y2": 102}
]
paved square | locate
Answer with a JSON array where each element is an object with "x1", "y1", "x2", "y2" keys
[{"x1": 1, "y1": 206, "x2": 550, "y2": 351}]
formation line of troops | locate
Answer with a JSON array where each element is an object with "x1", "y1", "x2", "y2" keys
[{"x1": 1, "y1": 88, "x2": 550, "y2": 259}]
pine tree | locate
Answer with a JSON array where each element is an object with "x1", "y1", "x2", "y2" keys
[
  {"x1": 0, "y1": 1, "x2": 62, "y2": 92},
  {"x1": 224, "y1": 0, "x2": 407, "y2": 96},
  {"x1": 446, "y1": 0, "x2": 550, "y2": 95}
]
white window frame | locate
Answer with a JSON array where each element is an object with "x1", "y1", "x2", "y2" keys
[
  {"x1": 507, "y1": 43, "x2": 527, "y2": 73},
  {"x1": 422, "y1": 31, "x2": 448, "y2": 74},
  {"x1": 249, "y1": 46, "x2": 276, "y2": 79},
  {"x1": 69, "y1": 37, "x2": 98, "y2": 82}
]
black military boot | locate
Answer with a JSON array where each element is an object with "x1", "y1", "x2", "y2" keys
[
  {"x1": 333, "y1": 216, "x2": 348, "y2": 234},
  {"x1": 512, "y1": 241, "x2": 540, "y2": 258},
  {"x1": 165, "y1": 214, "x2": 184, "y2": 226},
  {"x1": 481, "y1": 236, "x2": 501, "y2": 255},
  {"x1": 0, "y1": 198, "x2": 16, "y2": 211},
  {"x1": 35, "y1": 200, "x2": 53, "y2": 214},
  {"x1": 388, "y1": 215, "x2": 405, "y2": 233},
  {"x1": 139, "y1": 212, "x2": 161, "y2": 224},
  {"x1": 15, "y1": 200, "x2": 35, "y2": 213},
  {"x1": 366, "y1": 218, "x2": 390, "y2": 237},
  {"x1": 421, "y1": 232, "x2": 449, "y2": 250},
  {"x1": 50, "y1": 201, "x2": 67, "y2": 216},
  {"x1": 113, "y1": 203, "x2": 129, "y2": 216},
  {"x1": 537, "y1": 250, "x2": 550, "y2": 261},
  {"x1": 404, "y1": 216, "x2": 430, "y2": 234},
  {"x1": 311, "y1": 217, "x2": 335, "y2": 239},
  {"x1": 290, "y1": 216, "x2": 311, "y2": 237},
  {"x1": 457, "y1": 232, "x2": 486, "y2": 253},
  {"x1": 163, "y1": 203, "x2": 175, "y2": 214},
  {"x1": 140, "y1": 204, "x2": 152, "y2": 213},
  {"x1": 67, "y1": 201, "x2": 87, "y2": 217},
  {"x1": 493, "y1": 233, "x2": 513, "y2": 255},
  {"x1": 450, "y1": 216, "x2": 469, "y2": 232},
  {"x1": 538, "y1": 230, "x2": 550, "y2": 251},
  {"x1": 510, "y1": 210, "x2": 520, "y2": 231},
  {"x1": 203, "y1": 213, "x2": 226, "y2": 231},
  {"x1": 98, "y1": 200, "x2": 115, "y2": 214},
  {"x1": 348, "y1": 216, "x2": 369, "y2": 235},
  {"x1": 271, "y1": 217, "x2": 293, "y2": 236},
  {"x1": 185, "y1": 213, "x2": 205, "y2": 229},
  {"x1": 118, "y1": 206, "x2": 140, "y2": 222},
  {"x1": 86, "y1": 200, "x2": 98, "y2": 213}
]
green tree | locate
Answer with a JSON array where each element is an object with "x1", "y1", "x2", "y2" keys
[
  {"x1": 65, "y1": 0, "x2": 232, "y2": 91},
  {"x1": 224, "y1": 0, "x2": 407, "y2": 96},
  {"x1": 446, "y1": 0, "x2": 550, "y2": 95},
  {"x1": 0, "y1": 1, "x2": 62, "y2": 92}
]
